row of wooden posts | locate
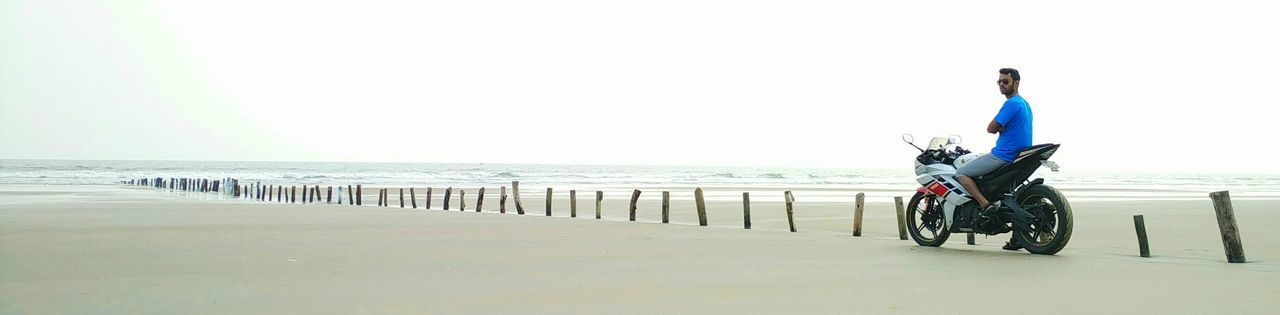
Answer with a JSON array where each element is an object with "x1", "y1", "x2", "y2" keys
[
  {"x1": 126, "y1": 177, "x2": 232, "y2": 194},
  {"x1": 126, "y1": 178, "x2": 1251, "y2": 263},
  {"x1": 128, "y1": 178, "x2": 915, "y2": 236}
]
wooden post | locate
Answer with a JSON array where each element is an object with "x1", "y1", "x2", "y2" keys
[
  {"x1": 743, "y1": 192, "x2": 752, "y2": 229},
  {"x1": 967, "y1": 233, "x2": 976, "y2": 245},
  {"x1": 894, "y1": 196, "x2": 908, "y2": 240},
  {"x1": 268, "y1": 185, "x2": 273, "y2": 201},
  {"x1": 595, "y1": 191, "x2": 603, "y2": 219},
  {"x1": 303, "y1": 185, "x2": 309, "y2": 203},
  {"x1": 356, "y1": 185, "x2": 362, "y2": 205},
  {"x1": 426, "y1": 187, "x2": 433, "y2": 209},
  {"x1": 377, "y1": 189, "x2": 383, "y2": 207},
  {"x1": 291, "y1": 186, "x2": 297, "y2": 203},
  {"x1": 512, "y1": 181, "x2": 525, "y2": 215},
  {"x1": 476, "y1": 187, "x2": 485, "y2": 212},
  {"x1": 327, "y1": 186, "x2": 333, "y2": 203},
  {"x1": 570, "y1": 190, "x2": 577, "y2": 218},
  {"x1": 853, "y1": 193, "x2": 864, "y2": 237},
  {"x1": 629, "y1": 189, "x2": 641, "y2": 221},
  {"x1": 1134, "y1": 214, "x2": 1150, "y2": 258},
  {"x1": 662, "y1": 191, "x2": 670, "y2": 224},
  {"x1": 459, "y1": 189, "x2": 466, "y2": 211},
  {"x1": 348, "y1": 185, "x2": 354, "y2": 205},
  {"x1": 785, "y1": 191, "x2": 797, "y2": 232},
  {"x1": 400, "y1": 188, "x2": 405, "y2": 208},
  {"x1": 499, "y1": 186, "x2": 507, "y2": 213},
  {"x1": 314, "y1": 186, "x2": 321, "y2": 202},
  {"x1": 410, "y1": 188, "x2": 417, "y2": 209},
  {"x1": 695, "y1": 188, "x2": 708, "y2": 226},
  {"x1": 545, "y1": 187, "x2": 553, "y2": 216},
  {"x1": 1210, "y1": 191, "x2": 1246, "y2": 263},
  {"x1": 443, "y1": 187, "x2": 453, "y2": 210}
]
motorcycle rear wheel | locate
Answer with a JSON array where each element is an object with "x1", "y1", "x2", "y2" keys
[
  {"x1": 1013, "y1": 184, "x2": 1074, "y2": 255},
  {"x1": 907, "y1": 191, "x2": 951, "y2": 247}
]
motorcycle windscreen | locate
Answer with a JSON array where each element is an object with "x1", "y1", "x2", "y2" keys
[{"x1": 927, "y1": 137, "x2": 949, "y2": 150}]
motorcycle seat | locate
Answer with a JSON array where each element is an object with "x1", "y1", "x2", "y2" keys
[{"x1": 977, "y1": 143, "x2": 1058, "y2": 180}]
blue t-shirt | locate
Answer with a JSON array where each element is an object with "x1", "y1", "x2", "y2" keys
[{"x1": 992, "y1": 95, "x2": 1032, "y2": 162}]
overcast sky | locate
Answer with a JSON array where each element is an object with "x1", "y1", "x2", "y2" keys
[{"x1": 2, "y1": 0, "x2": 1277, "y2": 173}]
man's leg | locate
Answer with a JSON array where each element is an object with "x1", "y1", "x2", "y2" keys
[
  {"x1": 955, "y1": 154, "x2": 1007, "y2": 208},
  {"x1": 958, "y1": 173, "x2": 1021, "y2": 250},
  {"x1": 957, "y1": 175, "x2": 989, "y2": 207}
]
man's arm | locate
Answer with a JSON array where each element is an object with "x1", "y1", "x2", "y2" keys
[{"x1": 987, "y1": 119, "x2": 1004, "y2": 134}]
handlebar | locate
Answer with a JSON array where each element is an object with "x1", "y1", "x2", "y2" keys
[{"x1": 916, "y1": 145, "x2": 970, "y2": 166}]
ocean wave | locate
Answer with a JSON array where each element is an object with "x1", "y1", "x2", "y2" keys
[
  {"x1": 710, "y1": 173, "x2": 739, "y2": 178},
  {"x1": 758, "y1": 173, "x2": 786, "y2": 179}
]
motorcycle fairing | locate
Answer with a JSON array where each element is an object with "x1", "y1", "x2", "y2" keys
[{"x1": 923, "y1": 175, "x2": 972, "y2": 227}]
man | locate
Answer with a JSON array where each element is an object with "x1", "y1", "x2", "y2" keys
[{"x1": 955, "y1": 68, "x2": 1032, "y2": 250}]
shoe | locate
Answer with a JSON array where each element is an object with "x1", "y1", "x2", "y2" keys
[
  {"x1": 979, "y1": 201, "x2": 1000, "y2": 218},
  {"x1": 1002, "y1": 239, "x2": 1023, "y2": 251}
]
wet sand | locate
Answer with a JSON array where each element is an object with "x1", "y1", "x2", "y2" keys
[{"x1": 2, "y1": 184, "x2": 1277, "y2": 314}]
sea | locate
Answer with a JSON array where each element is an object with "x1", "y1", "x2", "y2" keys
[{"x1": 2, "y1": 159, "x2": 1277, "y2": 202}]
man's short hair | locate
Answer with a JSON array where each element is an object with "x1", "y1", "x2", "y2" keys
[{"x1": 999, "y1": 68, "x2": 1020, "y2": 81}]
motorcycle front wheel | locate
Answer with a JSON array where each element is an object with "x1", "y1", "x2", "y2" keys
[
  {"x1": 1013, "y1": 184, "x2": 1074, "y2": 255},
  {"x1": 907, "y1": 191, "x2": 951, "y2": 247}
]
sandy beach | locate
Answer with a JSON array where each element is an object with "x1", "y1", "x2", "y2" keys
[{"x1": 2, "y1": 184, "x2": 1277, "y2": 314}]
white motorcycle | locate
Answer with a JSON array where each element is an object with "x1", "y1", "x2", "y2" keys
[{"x1": 903, "y1": 134, "x2": 1073, "y2": 255}]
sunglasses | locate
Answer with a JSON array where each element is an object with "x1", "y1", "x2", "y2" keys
[{"x1": 997, "y1": 79, "x2": 1012, "y2": 85}]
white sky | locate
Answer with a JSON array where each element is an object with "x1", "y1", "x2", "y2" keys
[{"x1": 2, "y1": 0, "x2": 1278, "y2": 174}]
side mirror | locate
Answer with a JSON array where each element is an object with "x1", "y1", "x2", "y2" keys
[
  {"x1": 902, "y1": 134, "x2": 915, "y2": 144},
  {"x1": 947, "y1": 135, "x2": 962, "y2": 145}
]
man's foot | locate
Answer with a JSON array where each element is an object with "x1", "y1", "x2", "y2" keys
[
  {"x1": 1002, "y1": 239, "x2": 1023, "y2": 251},
  {"x1": 979, "y1": 201, "x2": 1001, "y2": 218}
]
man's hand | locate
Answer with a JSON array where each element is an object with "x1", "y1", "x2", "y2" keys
[{"x1": 986, "y1": 119, "x2": 1004, "y2": 134}]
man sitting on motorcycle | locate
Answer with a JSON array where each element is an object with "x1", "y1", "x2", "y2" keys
[{"x1": 955, "y1": 68, "x2": 1033, "y2": 250}]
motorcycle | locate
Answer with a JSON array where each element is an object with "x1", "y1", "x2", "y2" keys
[{"x1": 902, "y1": 134, "x2": 1073, "y2": 255}]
